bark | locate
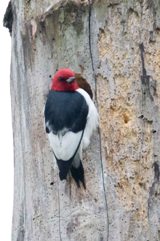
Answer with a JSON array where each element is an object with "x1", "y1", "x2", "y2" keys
[{"x1": 4, "y1": 0, "x2": 160, "y2": 240}]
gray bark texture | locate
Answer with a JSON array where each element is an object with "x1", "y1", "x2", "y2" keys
[{"x1": 6, "y1": 0, "x2": 160, "y2": 240}]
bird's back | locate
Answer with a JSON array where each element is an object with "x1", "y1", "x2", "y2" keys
[{"x1": 44, "y1": 90, "x2": 88, "y2": 134}]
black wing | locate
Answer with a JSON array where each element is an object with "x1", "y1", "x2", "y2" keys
[{"x1": 44, "y1": 90, "x2": 88, "y2": 134}]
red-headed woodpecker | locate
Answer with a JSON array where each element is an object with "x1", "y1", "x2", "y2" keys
[{"x1": 44, "y1": 68, "x2": 98, "y2": 188}]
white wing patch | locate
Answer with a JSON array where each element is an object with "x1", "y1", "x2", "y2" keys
[
  {"x1": 76, "y1": 88, "x2": 99, "y2": 149},
  {"x1": 48, "y1": 131, "x2": 82, "y2": 161}
]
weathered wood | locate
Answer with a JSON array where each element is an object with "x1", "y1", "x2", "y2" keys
[{"x1": 6, "y1": 0, "x2": 160, "y2": 240}]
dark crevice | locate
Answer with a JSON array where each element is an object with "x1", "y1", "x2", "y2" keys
[
  {"x1": 139, "y1": 43, "x2": 154, "y2": 101},
  {"x1": 3, "y1": 1, "x2": 13, "y2": 35},
  {"x1": 98, "y1": 127, "x2": 110, "y2": 241},
  {"x1": 88, "y1": 1, "x2": 109, "y2": 240},
  {"x1": 88, "y1": 0, "x2": 98, "y2": 103},
  {"x1": 139, "y1": 43, "x2": 147, "y2": 78},
  {"x1": 88, "y1": 0, "x2": 94, "y2": 71},
  {"x1": 107, "y1": 2, "x2": 120, "y2": 8},
  {"x1": 88, "y1": 0, "x2": 97, "y2": 99},
  {"x1": 140, "y1": 42, "x2": 160, "y2": 229},
  {"x1": 153, "y1": 162, "x2": 160, "y2": 182},
  {"x1": 148, "y1": 161, "x2": 160, "y2": 218}
]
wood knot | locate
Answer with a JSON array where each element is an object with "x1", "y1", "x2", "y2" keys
[{"x1": 123, "y1": 113, "x2": 130, "y2": 124}]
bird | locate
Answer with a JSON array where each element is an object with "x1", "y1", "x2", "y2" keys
[{"x1": 44, "y1": 68, "x2": 98, "y2": 188}]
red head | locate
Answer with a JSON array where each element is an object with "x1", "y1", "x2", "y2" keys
[{"x1": 50, "y1": 68, "x2": 79, "y2": 92}]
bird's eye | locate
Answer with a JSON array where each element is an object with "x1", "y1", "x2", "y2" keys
[{"x1": 58, "y1": 77, "x2": 66, "y2": 81}]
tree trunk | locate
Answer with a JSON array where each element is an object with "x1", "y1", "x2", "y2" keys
[{"x1": 5, "y1": 0, "x2": 160, "y2": 240}]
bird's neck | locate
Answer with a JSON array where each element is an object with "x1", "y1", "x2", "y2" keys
[{"x1": 51, "y1": 81, "x2": 79, "y2": 92}]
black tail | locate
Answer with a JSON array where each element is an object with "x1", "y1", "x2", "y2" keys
[
  {"x1": 70, "y1": 161, "x2": 86, "y2": 189},
  {"x1": 57, "y1": 159, "x2": 72, "y2": 181}
]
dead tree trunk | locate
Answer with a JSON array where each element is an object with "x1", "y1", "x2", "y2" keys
[{"x1": 4, "y1": 0, "x2": 160, "y2": 240}]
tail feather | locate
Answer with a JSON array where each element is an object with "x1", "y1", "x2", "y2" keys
[
  {"x1": 56, "y1": 156, "x2": 86, "y2": 189},
  {"x1": 70, "y1": 161, "x2": 86, "y2": 189},
  {"x1": 57, "y1": 159, "x2": 72, "y2": 180}
]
